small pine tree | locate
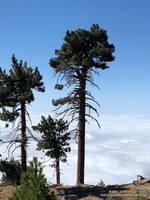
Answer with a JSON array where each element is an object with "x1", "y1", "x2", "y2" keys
[
  {"x1": 9, "y1": 157, "x2": 51, "y2": 200},
  {"x1": 96, "y1": 179, "x2": 105, "y2": 187},
  {"x1": 32, "y1": 116, "x2": 71, "y2": 185}
]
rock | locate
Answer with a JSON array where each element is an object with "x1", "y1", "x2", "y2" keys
[
  {"x1": 133, "y1": 177, "x2": 150, "y2": 185},
  {"x1": 58, "y1": 195, "x2": 78, "y2": 200}
]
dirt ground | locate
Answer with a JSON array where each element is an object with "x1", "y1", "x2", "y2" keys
[
  {"x1": 1, "y1": 183, "x2": 150, "y2": 200},
  {"x1": 0, "y1": 186, "x2": 15, "y2": 200}
]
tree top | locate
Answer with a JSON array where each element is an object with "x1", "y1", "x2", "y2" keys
[{"x1": 49, "y1": 24, "x2": 115, "y2": 73}]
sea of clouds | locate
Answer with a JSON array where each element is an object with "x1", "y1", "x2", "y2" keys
[{"x1": 0, "y1": 113, "x2": 150, "y2": 186}]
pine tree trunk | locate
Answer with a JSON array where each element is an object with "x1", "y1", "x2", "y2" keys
[
  {"x1": 56, "y1": 159, "x2": 60, "y2": 185},
  {"x1": 21, "y1": 102, "x2": 27, "y2": 172},
  {"x1": 76, "y1": 70, "x2": 86, "y2": 185}
]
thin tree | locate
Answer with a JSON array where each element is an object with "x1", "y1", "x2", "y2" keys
[
  {"x1": 49, "y1": 24, "x2": 115, "y2": 185},
  {"x1": 32, "y1": 115, "x2": 71, "y2": 185},
  {"x1": 0, "y1": 55, "x2": 45, "y2": 172}
]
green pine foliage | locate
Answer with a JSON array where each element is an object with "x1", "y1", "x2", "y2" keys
[
  {"x1": 9, "y1": 157, "x2": 52, "y2": 200},
  {"x1": 0, "y1": 55, "x2": 45, "y2": 111},
  {"x1": 33, "y1": 116, "x2": 71, "y2": 161},
  {"x1": 32, "y1": 116, "x2": 71, "y2": 184},
  {"x1": 0, "y1": 159, "x2": 21, "y2": 185}
]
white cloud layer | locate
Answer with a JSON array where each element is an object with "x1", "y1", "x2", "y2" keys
[{"x1": 0, "y1": 113, "x2": 150, "y2": 186}]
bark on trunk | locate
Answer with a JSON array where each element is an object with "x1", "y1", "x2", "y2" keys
[
  {"x1": 21, "y1": 102, "x2": 27, "y2": 172},
  {"x1": 56, "y1": 159, "x2": 60, "y2": 185},
  {"x1": 76, "y1": 70, "x2": 86, "y2": 185}
]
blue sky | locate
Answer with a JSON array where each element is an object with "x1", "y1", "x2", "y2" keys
[
  {"x1": 0, "y1": 0, "x2": 150, "y2": 114},
  {"x1": 1, "y1": 1, "x2": 150, "y2": 185}
]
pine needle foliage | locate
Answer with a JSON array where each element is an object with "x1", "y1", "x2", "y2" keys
[
  {"x1": 9, "y1": 157, "x2": 51, "y2": 200},
  {"x1": 32, "y1": 116, "x2": 71, "y2": 184},
  {"x1": 0, "y1": 55, "x2": 45, "y2": 172},
  {"x1": 49, "y1": 24, "x2": 115, "y2": 184},
  {"x1": 0, "y1": 159, "x2": 21, "y2": 185}
]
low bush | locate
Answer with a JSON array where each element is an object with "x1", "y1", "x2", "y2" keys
[
  {"x1": 0, "y1": 159, "x2": 21, "y2": 185},
  {"x1": 9, "y1": 157, "x2": 56, "y2": 200}
]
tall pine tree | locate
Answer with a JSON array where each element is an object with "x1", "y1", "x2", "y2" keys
[
  {"x1": 49, "y1": 24, "x2": 115, "y2": 184},
  {"x1": 0, "y1": 55, "x2": 45, "y2": 172}
]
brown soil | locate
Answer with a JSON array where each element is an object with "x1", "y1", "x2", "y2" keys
[
  {"x1": 0, "y1": 186, "x2": 16, "y2": 200},
  {"x1": 1, "y1": 183, "x2": 150, "y2": 200}
]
